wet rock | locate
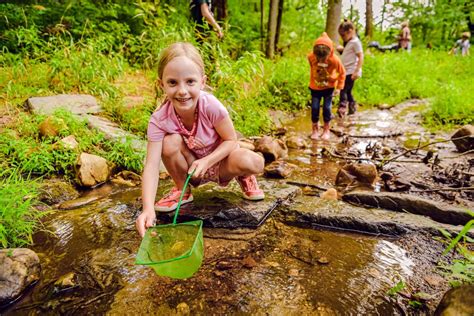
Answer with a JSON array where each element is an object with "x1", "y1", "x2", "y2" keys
[
  {"x1": 342, "y1": 191, "x2": 472, "y2": 226},
  {"x1": 76, "y1": 153, "x2": 112, "y2": 187},
  {"x1": 451, "y1": 125, "x2": 474, "y2": 153},
  {"x1": 58, "y1": 184, "x2": 113, "y2": 210},
  {"x1": 320, "y1": 188, "x2": 338, "y2": 200},
  {"x1": 176, "y1": 302, "x2": 190, "y2": 315},
  {"x1": 434, "y1": 285, "x2": 474, "y2": 316},
  {"x1": 264, "y1": 160, "x2": 294, "y2": 178},
  {"x1": 111, "y1": 170, "x2": 141, "y2": 187},
  {"x1": 0, "y1": 248, "x2": 41, "y2": 306},
  {"x1": 238, "y1": 139, "x2": 255, "y2": 151},
  {"x1": 424, "y1": 274, "x2": 445, "y2": 288},
  {"x1": 281, "y1": 195, "x2": 469, "y2": 236},
  {"x1": 336, "y1": 163, "x2": 378, "y2": 186},
  {"x1": 286, "y1": 136, "x2": 309, "y2": 149},
  {"x1": 27, "y1": 94, "x2": 102, "y2": 115},
  {"x1": 380, "y1": 146, "x2": 392, "y2": 156},
  {"x1": 273, "y1": 127, "x2": 287, "y2": 136},
  {"x1": 254, "y1": 136, "x2": 288, "y2": 162},
  {"x1": 38, "y1": 178, "x2": 80, "y2": 205},
  {"x1": 53, "y1": 272, "x2": 77, "y2": 292},
  {"x1": 242, "y1": 256, "x2": 257, "y2": 269},
  {"x1": 288, "y1": 269, "x2": 299, "y2": 276},
  {"x1": 162, "y1": 180, "x2": 299, "y2": 228},
  {"x1": 216, "y1": 261, "x2": 233, "y2": 270},
  {"x1": 56, "y1": 135, "x2": 79, "y2": 150},
  {"x1": 317, "y1": 257, "x2": 330, "y2": 265}
]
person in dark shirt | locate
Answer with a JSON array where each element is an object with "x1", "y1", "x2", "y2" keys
[{"x1": 190, "y1": 0, "x2": 223, "y2": 40}]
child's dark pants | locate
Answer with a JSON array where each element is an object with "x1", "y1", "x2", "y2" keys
[
  {"x1": 339, "y1": 75, "x2": 357, "y2": 115},
  {"x1": 310, "y1": 88, "x2": 334, "y2": 123}
]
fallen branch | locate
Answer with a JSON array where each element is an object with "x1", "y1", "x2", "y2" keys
[
  {"x1": 411, "y1": 186, "x2": 474, "y2": 193},
  {"x1": 330, "y1": 128, "x2": 403, "y2": 138},
  {"x1": 378, "y1": 135, "x2": 473, "y2": 168}
]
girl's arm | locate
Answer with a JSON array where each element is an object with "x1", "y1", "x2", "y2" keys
[
  {"x1": 136, "y1": 140, "x2": 163, "y2": 237},
  {"x1": 352, "y1": 51, "x2": 364, "y2": 80},
  {"x1": 189, "y1": 116, "x2": 237, "y2": 178},
  {"x1": 200, "y1": 3, "x2": 223, "y2": 38}
]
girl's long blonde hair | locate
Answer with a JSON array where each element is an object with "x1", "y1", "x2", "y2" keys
[{"x1": 157, "y1": 42, "x2": 205, "y2": 79}]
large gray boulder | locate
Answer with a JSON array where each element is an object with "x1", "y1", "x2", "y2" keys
[
  {"x1": 0, "y1": 248, "x2": 41, "y2": 306},
  {"x1": 27, "y1": 94, "x2": 102, "y2": 115}
]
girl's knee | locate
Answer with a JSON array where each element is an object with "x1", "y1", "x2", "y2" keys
[
  {"x1": 238, "y1": 149, "x2": 264, "y2": 174},
  {"x1": 162, "y1": 134, "x2": 184, "y2": 157}
]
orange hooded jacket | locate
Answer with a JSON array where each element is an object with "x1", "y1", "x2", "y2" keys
[{"x1": 307, "y1": 32, "x2": 346, "y2": 91}]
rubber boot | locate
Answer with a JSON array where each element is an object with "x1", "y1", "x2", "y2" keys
[
  {"x1": 321, "y1": 122, "x2": 331, "y2": 140},
  {"x1": 337, "y1": 102, "x2": 348, "y2": 118},
  {"x1": 310, "y1": 123, "x2": 319, "y2": 140},
  {"x1": 348, "y1": 101, "x2": 357, "y2": 115}
]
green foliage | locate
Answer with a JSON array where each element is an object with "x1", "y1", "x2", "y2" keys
[
  {"x1": 0, "y1": 175, "x2": 49, "y2": 248},
  {"x1": 437, "y1": 212, "x2": 474, "y2": 287},
  {"x1": 357, "y1": 49, "x2": 474, "y2": 128},
  {"x1": 387, "y1": 280, "x2": 406, "y2": 296}
]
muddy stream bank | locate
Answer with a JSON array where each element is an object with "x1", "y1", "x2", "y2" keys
[{"x1": 4, "y1": 100, "x2": 472, "y2": 315}]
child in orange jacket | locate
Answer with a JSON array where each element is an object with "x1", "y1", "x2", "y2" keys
[{"x1": 307, "y1": 32, "x2": 345, "y2": 140}]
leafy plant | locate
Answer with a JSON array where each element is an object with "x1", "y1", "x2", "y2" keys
[{"x1": 0, "y1": 175, "x2": 49, "y2": 248}]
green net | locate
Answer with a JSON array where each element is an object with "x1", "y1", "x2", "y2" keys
[{"x1": 135, "y1": 172, "x2": 204, "y2": 279}]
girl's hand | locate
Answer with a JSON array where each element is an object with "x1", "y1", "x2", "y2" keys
[
  {"x1": 188, "y1": 158, "x2": 211, "y2": 179},
  {"x1": 351, "y1": 73, "x2": 360, "y2": 81},
  {"x1": 136, "y1": 210, "x2": 156, "y2": 238},
  {"x1": 333, "y1": 89, "x2": 340, "y2": 97}
]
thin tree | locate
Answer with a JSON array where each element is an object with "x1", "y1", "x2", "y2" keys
[
  {"x1": 274, "y1": 0, "x2": 284, "y2": 54},
  {"x1": 266, "y1": 0, "x2": 279, "y2": 58},
  {"x1": 261, "y1": 0, "x2": 265, "y2": 51},
  {"x1": 365, "y1": 0, "x2": 373, "y2": 38},
  {"x1": 325, "y1": 0, "x2": 342, "y2": 43}
]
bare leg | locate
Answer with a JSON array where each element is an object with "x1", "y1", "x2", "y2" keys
[
  {"x1": 218, "y1": 148, "x2": 264, "y2": 183},
  {"x1": 161, "y1": 134, "x2": 196, "y2": 190}
]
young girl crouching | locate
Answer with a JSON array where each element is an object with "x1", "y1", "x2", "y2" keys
[{"x1": 136, "y1": 42, "x2": 265, "y2": 237}]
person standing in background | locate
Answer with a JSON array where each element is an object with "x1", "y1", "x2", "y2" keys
[
  {"x1": 190, "y1": 0, "x2": 223, "y2": 41},
  {"x1": 398, "y1": 21, "x2": 411, "y2": 52}
]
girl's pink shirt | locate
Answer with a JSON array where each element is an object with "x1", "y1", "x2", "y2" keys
[{"x1": 147, "y1": 91, "x2": 229, "y2": 158}]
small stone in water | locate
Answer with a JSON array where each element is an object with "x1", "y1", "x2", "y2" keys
[
  {"x1": 176, "y1": 302, "x2": 190, "y2": 315},
  {"x1": 288, "y1": 269, "x2": 299, "y2": 276},
  {"x1": 317, "y1": 257, "x2": 330, "y2": 264},
  {"x1": 242, "y1": 256, "x2": 257, "y2": 269}
]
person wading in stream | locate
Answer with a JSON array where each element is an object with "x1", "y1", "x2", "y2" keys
[
  {"x1": 336, "y1": 20, "x2": 364, "y2": 117},
  {"x1": 307, "y1": 32, "x2": 345, "y2": 140},
  {"x1": 136, "y1": 42, "x2": 264, "y2": 237}
]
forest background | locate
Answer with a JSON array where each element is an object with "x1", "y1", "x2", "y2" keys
[{"x1": 0, "y1": 0, "x2": 473, "y2": 247}]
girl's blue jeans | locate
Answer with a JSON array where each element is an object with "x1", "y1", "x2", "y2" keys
[{"x1": 310, "y1": 87, "x2": 334, "y2": 123}]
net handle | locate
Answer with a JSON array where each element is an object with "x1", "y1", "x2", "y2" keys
[{"x1": 172, "y1": 170, "x2": 195, "y2": 225}]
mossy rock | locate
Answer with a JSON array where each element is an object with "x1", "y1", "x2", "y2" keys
[{"x1": 38, "y1": 178, "x2": 80, "y2": 205}]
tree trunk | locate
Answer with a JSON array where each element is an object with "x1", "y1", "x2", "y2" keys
[
  {"x1": 325, "y1": 0, "x2": 342, "y2": 43},
  {"x1": 380, "y1": 0, "x2": 387, "y2": 32},
  {"x1": 266, "y1": 0, "x2": 279, "y2": 59},
  {"x1": 213, "y1": 0, "x2": 228, "y2": 21},
  {"x1": 260, "y1": 0, "x2": 265, "y2": 52},
  {"x1": 274, "y1": 0, "x2": 284, "y2": 54},
  {"x1": 365, "y1": 0, "x2": 373, "y2": 38}
]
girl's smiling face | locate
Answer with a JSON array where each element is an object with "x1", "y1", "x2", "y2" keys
[{"x1": 160, "y1": 56, "x2": 206, "y2": 114}]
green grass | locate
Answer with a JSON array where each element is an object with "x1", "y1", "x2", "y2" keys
[{"x1": 0, "y1": 175, "x2": 49, "y2": 248}]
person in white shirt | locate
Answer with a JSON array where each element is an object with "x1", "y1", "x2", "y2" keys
[
  {"x1": 336, "y1": 20, "x2": 364, "y2": 117},
  {"x1": 451, "y1": 32, "x2": 470, "y2": 56}
]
